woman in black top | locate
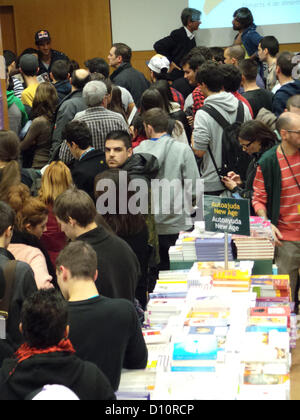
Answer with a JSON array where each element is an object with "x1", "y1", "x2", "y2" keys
[{"x1": 222, "y1": 120, "x2": 278, "y2": 214}]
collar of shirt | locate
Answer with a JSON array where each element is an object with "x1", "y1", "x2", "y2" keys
[
  {"x1": 184, "y1": 26, "x2": 195, "y2": 40},
  {"x1": 79, "y1": 147, "x2": 95, "y2": 161}
]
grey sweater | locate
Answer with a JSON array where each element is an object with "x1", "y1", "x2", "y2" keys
[
  {"x1": 193, "y1": 92, "x2": 252, "y2": 192},
  {"x1": 134, "y1": 134, "x2": 201, "y2": 235}
]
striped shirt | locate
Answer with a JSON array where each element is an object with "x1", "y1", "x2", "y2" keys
[
  {"x1": 59, "y1": 106, "x2": 129, "y2": 164},
  {"x1": 253, "y1": 148, "x2": 300, "y2": 241}
]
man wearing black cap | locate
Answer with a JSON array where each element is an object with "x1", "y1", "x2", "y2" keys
[
  {"x1": 19, "y1": 54, "x2": 39, "y2": 109},
  {"x1": 35, "y1": 30, "x2": 69, "y2": 76},
  {"x1": 153, "y1": 8, "x2": 202, "y2": 81}
]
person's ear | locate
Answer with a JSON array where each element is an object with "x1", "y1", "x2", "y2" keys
[
  {"x1": 19, "y1": 323, "x2": 23, "y2": 334},
  {"x1": 94, "y1": 270, "x2": 98, "y2": 283}
]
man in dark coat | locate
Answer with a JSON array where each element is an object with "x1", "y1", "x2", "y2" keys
[
  {"x1": 108, "y1": 43, "x2": 150, "y2": 107},
  {"x1": 153, "y1": 7, "x2": 202, "y2": 81}
]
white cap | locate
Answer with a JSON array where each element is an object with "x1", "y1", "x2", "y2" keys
[
  {"x1": 147, "y1": 54, "x2": 170, "y2": 74},
  {"x1": 31, "y1": 385, "x2": 80, "y2": 400}
]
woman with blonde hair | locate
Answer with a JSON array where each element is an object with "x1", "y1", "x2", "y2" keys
[
  {"x1": 39, "y1": 161, "x2": 73, "y2": 267},
  {"x1": 7, "y1": 184, "x2": 54, "y2": 289},
  {"x1": 20, "y1": 82, "x2": 58, "y2": 169}
]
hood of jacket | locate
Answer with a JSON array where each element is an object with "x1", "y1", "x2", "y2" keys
[
  {"x1": 54, "y1": 80, "x2": 72, "y2": 95},
  {"x1": 0, "y1": 352, "x2": 85, "y2": 400},
  {"x1": 204, "y1": 91, "x2": 240, "y2": 115},
  {"x1": 121, "y1": 153, "x2": 159, "y2": 182}
]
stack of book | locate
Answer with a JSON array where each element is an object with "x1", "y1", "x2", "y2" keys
[
  {"x1": 232, "y1": 217, "x2": 275, "y2": 260},
  {"x1": 250, "y1": 275, "x2": 296, "y2": 348},
  {"x1": 195, "y1": 235, "x2": 234, "y2": 262},
  {"x1": 168, "y1": 231, "x2": 234, "y2": 263},
  {"x1": 212, "y1": 269, "x2": 251, "y2": 293},
  {"x1": 250, "y1": 275, "x2": 291, "y2": 306},
  {"x1": 238, "y1": 306, "x2": 291, "y2": 400}
]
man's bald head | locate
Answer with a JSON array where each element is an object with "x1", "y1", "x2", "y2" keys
[
  {"x1": 224, "y1": 45, "x2": 245, "y2": 66},
  {"x1": 276, "y1": 112, "x2": 300, "y2": 133},
  {"x1": 71, "y1": 68, "x2": 91, "y2": 90}
]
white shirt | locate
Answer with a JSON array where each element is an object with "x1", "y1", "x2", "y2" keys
[{"x1": 184, "y1": 26, "x2": 195, "y2": 40}]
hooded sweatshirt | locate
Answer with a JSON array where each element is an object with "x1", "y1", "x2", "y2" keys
[
  {"x1": 272, "y1": 80, "x2": 300, "y2": 117},
  {"x1": 193, "y1": 92, "x2": 252, "y2": 193},
  {"x1": 134, "y1": 134, "x2": 201, "y2": 235},
  {"x1": 0, "y1": 351, "x2": 115, "y2": 400}
]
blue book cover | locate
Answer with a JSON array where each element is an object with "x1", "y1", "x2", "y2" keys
[
  {"x1": 246, "y1": 325, "x2": 287, "y2": 333},
  {"x1": 173, "y1": 337, "x2": 218, "y2": 360},
  {"x1": 171, "y1": 366, "x2": 216, "y2": 372}
]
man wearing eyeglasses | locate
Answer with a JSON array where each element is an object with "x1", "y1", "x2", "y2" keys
[{"x1": 252, "y1": 112, "x2": 300, "y2": 312}]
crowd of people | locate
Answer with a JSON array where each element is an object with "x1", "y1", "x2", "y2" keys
[{"x1": 1, "y1": 6, "x2": 300, "y2": 400}]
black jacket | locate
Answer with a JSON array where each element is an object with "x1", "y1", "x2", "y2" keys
[
  {"x1": 154, "y1": 27, "x2": 196, "y2": 69},
  {"x1": 0, "y1": 351, "x2": 115, "y2": 400},
  {"x1": 37, "y1": 49, "x2": 69, "y2": 76},
  {"x1": 70, "y1": 149, "x2": 107, "y2": 200},
  {"x1": 110, "y1": 63, "x2": 150, "y2": 107},
  {"x1": 77, "y1": 227, "x2": 140, "y2": 302},
  {"x1": 68, "y1": 296, "x2": 148, "y2": 391}
]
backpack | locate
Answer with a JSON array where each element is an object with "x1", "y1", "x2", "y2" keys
[
  {"x1": 201, "y1": 101, "x2": 250, "y2": 181},
  {"x1": 0, "y1": 261, "x2": 17, "y2": 320}
]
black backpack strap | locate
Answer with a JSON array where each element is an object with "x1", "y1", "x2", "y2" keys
[
  {"x1": 201, "y1": 104, "x2": 230, "y2": 130},
  {"x1": 236, "y1": 101, "x2": 245, "y2": 123},
  {"x1": 0, "y1": 260, "x2": 17, "y2": 319}
]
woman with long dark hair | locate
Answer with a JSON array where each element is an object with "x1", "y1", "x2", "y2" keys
[
  {"x1": 20, "y1": 82, "x2": 58, "y2": 169},
  {"x1": 95, "y1": 168, "x2": 149, "y2": 309},
  {"x1": 222, "y1": 120, "x2": 278, "y2": 213}
]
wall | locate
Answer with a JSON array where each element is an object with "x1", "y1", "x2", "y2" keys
[
  {"x1": 0, "y1": 0, "x2": 299, "y2": 80},
  {"x1": 0, "y1": 0, "x2": 112, "y2": 68}
]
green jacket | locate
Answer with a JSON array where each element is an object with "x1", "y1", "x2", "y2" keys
[
  {"x1": 6, "y1": 90, "x2": 28, "y2": 128},
  {"x1": 257, "y1": 145, "x2": 281, "y2": 226}
]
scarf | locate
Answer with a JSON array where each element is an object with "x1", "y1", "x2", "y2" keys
[
  {"x1": 6, "y1": 90, "x2": 29, "y2": 128},
  {"x1": 14, "y1": 339, "x2": 75, "y2": 365}
]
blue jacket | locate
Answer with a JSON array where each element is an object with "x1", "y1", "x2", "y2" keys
[
  {"x1": 241, "y1": 25, "x2": 262, "y2": 57},
  {"x1": 272, "y1": 80, "x2": 300, "y2": 117}
]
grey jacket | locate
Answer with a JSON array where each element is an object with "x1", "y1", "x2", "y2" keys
[
  {"x1": 134, "y1": 135, "x2": 201, "y2": 235},
  {"x1": 193, "y1": 92, "x2": 252, "y2": 192},
  {"x1": 50, "y1": 90, "x2": 87, "y2": 160}
]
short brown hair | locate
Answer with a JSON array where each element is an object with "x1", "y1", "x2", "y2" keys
[
  {"x1": 53, "y1": 186, "x2": 96, "y2": 227},
  {"x1": 56, "y1": 241, "x2": 98, "y2": 279},
  {"x1": 142, "y1": 107, "x2": 169, "y2": 133}
]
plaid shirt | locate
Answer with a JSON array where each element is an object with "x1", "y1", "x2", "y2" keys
[
  {"x1": 192, "y1": 86, "x2": 205, "y2": 116},
  {"x1": 59, "y1": 106, "x2": 128, "y2": 164},
  {"x1": 170, "y1": 87, "x2": 185, "y2": 110}
]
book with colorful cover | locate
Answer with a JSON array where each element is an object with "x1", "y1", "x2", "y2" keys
[{"x1": 172, "y1": 336, "x2": 218, "y2": 361}]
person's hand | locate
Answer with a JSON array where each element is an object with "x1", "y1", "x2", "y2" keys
[
  {"x1": 187, "y1": 115, "x2": 194, "y2": 128},
  {"x1": 222, "y1": 176, "x2": 237, "y2": 191},
  {"x1": 227, "y1": 171, "x2": 242, "y2": 185},
  {"x1": 170, "y1": 61, "x2": 181, "y2": 72},
  {"x1": 271, "y1": 224, "x2": 283, "y2": 247}
]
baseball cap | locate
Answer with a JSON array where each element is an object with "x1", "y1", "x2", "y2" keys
[
  {"x1": 35, "y1": 30, "x2": 51, "y2": 45},
  {"x1": 19, "y1": 54, "x2": 39, "y2": 74},
  {"x1": 147, "y1": 54, "x2": 170, "y2": 74}
]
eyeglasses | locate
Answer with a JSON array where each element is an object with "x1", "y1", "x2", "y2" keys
[
  {"x1": 240, "y1": 140, "x2": 255, "y2": 149},
  {"x1": 286, "y1": 130, "x2": 300, "y2": 134}
]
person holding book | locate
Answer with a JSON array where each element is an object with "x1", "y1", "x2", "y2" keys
[{"x1": 221, "y1": 120, "x2": 278, "y2": 214}]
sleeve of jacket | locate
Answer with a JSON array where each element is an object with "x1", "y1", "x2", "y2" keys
[
  {"x1": 153, "y1": 35, "x2": 177, "y2": 63},
  {"x1": 123, "y1": 302, "x2": 148, "y2": 370}
]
